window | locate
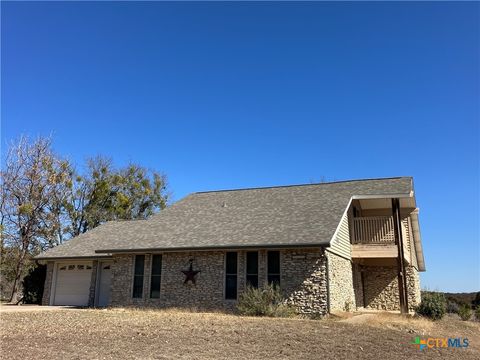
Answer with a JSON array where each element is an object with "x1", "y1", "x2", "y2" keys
[
  {"x1": 225, "y1": 252, "x2": 237, "y2": 300},
  {"x1": 77, "y1": 265, "x2": 84, "y2": 270},
  {"x1": 132, "y1": 255, "x2": 145, "y2": 298},
  {"x1": 68, "y1": 265, "x2": 75, "y2": 270},
  {"x1": 59, "y1": 266, "x2": 66, "y2": 271},
  {"x1": 246, "y1": 251, "x2": 258, "y2": 288},
  {"x1": 86, "y1": 265, "x2": 92, "y2": 270},
  {"x1": 267, "y1": 251, "x2": 280, "y2": 286},
  {"x1": 150, "y1": 255, "x2": 162, "y2": 299}
]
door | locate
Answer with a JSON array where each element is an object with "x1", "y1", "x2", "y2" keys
[
  {"x1": 97, "y1": 262, "x2": 112, "y2": 307},
  {"x1": 54, "y1": 263, "x2": 92, "y2": 306}
]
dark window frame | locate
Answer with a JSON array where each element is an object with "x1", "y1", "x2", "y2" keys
[
  {"x1": 225, "y1": 252, "x2": 238, "y2": 300},
  {"x1": 150, "y1": 254, "x2": 162, "y2": 299},
  {"x1": 267, "y1": 251, "x2": 281, "y2": 287},
  {"x1": 132, "y1": 255, "x2": 145, "y2": 298},
  {"x1": 245, "y1": 251, "x2": 259, "y2": 289}
]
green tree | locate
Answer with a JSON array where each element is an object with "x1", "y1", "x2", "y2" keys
[
  {"x1": 63, "y1": 157, "x2": 168, "y2": 237},
  {"x1": 1, "y1": 136, "x2": 169, "y2": 302},
  {"x1": 0, "y1": 136, "x2": 71, "y2": 301}
]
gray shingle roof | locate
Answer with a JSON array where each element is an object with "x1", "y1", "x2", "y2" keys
[{"x1": 36, "y1": 177, "x2": 413, "y2": 259}]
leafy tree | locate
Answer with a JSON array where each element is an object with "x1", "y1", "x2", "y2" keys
[
  {"x1": 63, "y1": 157, "x2": 168, "y2": 237},
  {"x1": 0, "y1": 136, "x2": 71, "y2": 301},
  {"x1": 0, "y1": 136, "x2": 169, "y2": 302}
]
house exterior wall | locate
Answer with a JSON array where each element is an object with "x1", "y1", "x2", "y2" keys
[
  {"x1": 283, "y1": 249, "x2": 328, "y2": 315},
  {"x1": 357, "y1": 265, "x2": 420, "y2": 312},
  {"x1": 363, "y1": 266, "x2": 400, "y2": 311},
  {"x1": 326, "y1": 251, "x2": 355, "y2": 311},
  {"x1": 352, "y1": 263, "x2": 364, "y2": 308},
  {"x1": 109, "y1": 248, "x2": 329, "y2": 315},
  {"x1": 406, "y1": 265, "x2": 421, "y2": 310},
  {"x1": 328, "y1": 209, "x2": 352, "y2": 259},
  {"x1": 41, "y1": 251, "x2": 421, "y2": 314}
]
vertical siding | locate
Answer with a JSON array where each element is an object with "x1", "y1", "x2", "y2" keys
[{"x1": 328, "y1": 211, "x2": 351, "y2": 259}]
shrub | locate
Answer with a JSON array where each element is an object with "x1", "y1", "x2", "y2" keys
[
  {"x1": 475, "y1": 307, "x2": 480, "y2": 321},
  {"x1": 458, "y1": 305, "x2": 472, "y2": 321},
  {"x1": 472, "y1": 292, "x2": 480, "y2": 309},
  {"x1": 22, "y1": 264, "x2": 46, "y2": 304},
  {"x1": 416, "y1": 292, "x2": 446, "y2": 320},
  {"x1": 446, "y1": 301, "x2": 459, "y2": 314},
  {"x1": 237, "y1": 284, "x2": 295, "y2": 318}
]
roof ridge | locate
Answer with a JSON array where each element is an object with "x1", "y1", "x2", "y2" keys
[{"x1": 194, "y1": 176, "x2": 412, "y2": 194}]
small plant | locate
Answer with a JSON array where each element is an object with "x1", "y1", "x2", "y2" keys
[
  {"x1": 416, "y1": 292, "x2": 446, "y2": 320},
  {"x1": 475, "y1": 307, "x2": 480, "y2": 321},
  {"x1": 344, "y1": 301, "x2": 352, "y2": 312},
  {"x1": 458, "y1": 305, "x2": 472, "y2": 321},
  {"x1": 237, "y1": 284, "x2": 295, "y2": 318},
  {"x1": 446, "y1": 300, "x2": 459, "y2": 314}
]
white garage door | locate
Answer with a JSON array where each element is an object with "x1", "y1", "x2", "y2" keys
[{"x1": 54, "y1": 263, "x2": 92, "y2": 306}]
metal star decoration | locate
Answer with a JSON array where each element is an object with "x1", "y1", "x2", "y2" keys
[{"x1": 181, "y1": 259, "x2": 200, "y2": 285}]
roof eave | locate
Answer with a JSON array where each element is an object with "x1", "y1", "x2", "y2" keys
[
  {"x1": 95, "y1": 242, "x2": 330, "y2": 254},
  {"x1": 410, "y1": 209, "x2": 426, "y2": 272},
  {"x1": 34, "y1": 254, "x2": 113, "y2": 261},
  {"x1": 351, "y1": 192, "x2": 413, "y2": 200}
]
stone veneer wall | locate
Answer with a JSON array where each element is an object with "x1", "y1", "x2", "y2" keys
[
  {"x1": 360, "y1": 265, "x2": 421, "y2": 312},
  {"x1": 406, "y1": 266, "x2": 421, "y2": 311},
  {"x1": 41, "y1": 261, "x2": 55, "y2": 305},
  {"x1": 326, "y1": 251, "x2": 355, "y2": 311},
  {"x1": 352, "y1": 263, "x2": 364, "y2": 309},
  {"x1": 283, "y1": 249, "x2": 328, "y2": 315},
  {"x1": 363, "y1": 266, "x2": 400, "y2": 311},
  {"x1": 110, "y1": 248, "x2": 329, "y2": 315},
  {"x1": 111, "y1": 252, "x2": 231, "y2": 310}
]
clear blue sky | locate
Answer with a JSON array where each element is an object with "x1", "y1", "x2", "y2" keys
[{"x1": 2, "y1": 2, "x2": 479, "y2": 292}]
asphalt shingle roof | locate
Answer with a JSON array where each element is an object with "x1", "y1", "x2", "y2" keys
[{"x1": 36, "y1": 177, "x2": 413, "y2": 259}]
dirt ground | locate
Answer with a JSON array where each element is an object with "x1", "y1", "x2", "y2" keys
[{"x1": 0, "y1": 308, "x2": 479, "y2": 359}]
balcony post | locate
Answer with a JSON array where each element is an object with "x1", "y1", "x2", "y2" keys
[{"x1": 392, "y1": 198, "x2": 409, "y2": 314}]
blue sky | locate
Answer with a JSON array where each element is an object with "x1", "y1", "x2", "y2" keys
[{"x1": 2, "y1": 2, "x2": 479, "y2": 292}]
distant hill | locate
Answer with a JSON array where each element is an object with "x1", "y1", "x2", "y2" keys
[
  {"x1": 421, "y1": 291, "x2": 480, "y2": 308},
  {"x1": 444, "y1": 292, "x2": 480, "y2": 307}
]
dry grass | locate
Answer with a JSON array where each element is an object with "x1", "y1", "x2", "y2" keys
[{"x1": 1, "y1": 308, "x2": 479, "y2": 359}]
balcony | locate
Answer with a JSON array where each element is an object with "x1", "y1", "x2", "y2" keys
[{"x1": 351, "y1": 216, "x2": 411, "y2": 262}]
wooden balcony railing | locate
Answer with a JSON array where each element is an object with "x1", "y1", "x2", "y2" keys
[{"x1": 352, "y1": 216, "x2": 395, "y2": 244}]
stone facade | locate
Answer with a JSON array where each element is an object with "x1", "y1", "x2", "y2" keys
[
  {"x1": 362, "y1": 266, "x2": 400, "y2": 311},
  {"x1": 326, "y1": 251, "x2": 356, "y2": 311},
  {"x1": 109, "y1": 248, "x2": 328, "y2": 315},
  {"x1": 111, "y1": 251, "x2": 236, "y2": 310},
  {"x1": 354, "y1": 265, "x2": 421, "y2": 312},
  {"x1": 41, "y1": 249, "x2": 421, "y2": 315},
  {"x1": 352, "y1": 263, "x2": 364, "y2": 309},
  {"x1": 41, "y1": 261, "x2": 55, "y2": 305},
  {"x1": 283, "y1": 249, "x2": 328, "y2": 315},
  {"x1": 406, "y1": 266, "x2": 421, "y2": 311}
]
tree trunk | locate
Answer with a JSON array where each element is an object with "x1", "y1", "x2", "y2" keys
[{"x1": 9, "y1": 248, "x2": 27, "y2": 303}]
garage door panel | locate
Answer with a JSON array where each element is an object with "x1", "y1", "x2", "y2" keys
[{"x1": 54, "y1": 262, "x2": 92, "y2": 306}]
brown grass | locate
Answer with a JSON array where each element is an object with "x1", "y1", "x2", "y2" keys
[{"x1": 0, "y1": 308, "x2": 479, "y2": 359}]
